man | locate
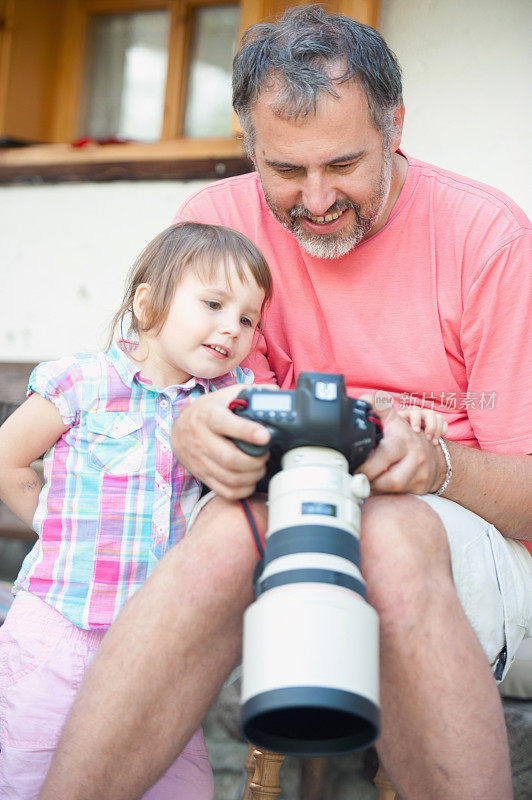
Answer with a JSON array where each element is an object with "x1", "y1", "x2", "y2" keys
[{"x1": 40, "y1": 6, "x2": 531, "y2": 799}]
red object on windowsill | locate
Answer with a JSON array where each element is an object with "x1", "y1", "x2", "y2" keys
[{"x1": 71, "y1": 136, "x2": 132, "y2": 148}]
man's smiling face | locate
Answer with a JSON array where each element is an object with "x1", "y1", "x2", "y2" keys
[{"x1": 250, "y1": 78, "x2": 403, "y2": 259}]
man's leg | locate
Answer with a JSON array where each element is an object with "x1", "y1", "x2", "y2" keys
[
  {"x1": 361, "y1": 494, "x2": 513, "y2": 800},
  {"x1": 40, "y1": 490, "x2": 516, "y2": 800},
  {"x1": 39, "y1": 495, "x2": 267, "y2": 800}
]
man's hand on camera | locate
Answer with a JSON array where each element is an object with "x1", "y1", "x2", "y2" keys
[
  {"x1": 171, "y1": 385, "x2": 272, "y2": 499},
  {"x1": 357, "y1": 404, "x2": 446, "y2": 495}
]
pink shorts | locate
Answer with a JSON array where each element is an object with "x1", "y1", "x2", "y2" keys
[{"x1": 0, "y1": 591, "x2": 214, "y2": 800}]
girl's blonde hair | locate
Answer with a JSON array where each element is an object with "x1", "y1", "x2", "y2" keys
[{"x1": 107, "y1": 222, "x2": 273, "y2": 349}]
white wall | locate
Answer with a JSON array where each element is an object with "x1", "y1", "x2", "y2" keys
[
  {"x1": 1, "y1": 0, "x2": 530, "y2": 363},
  {"x1": 379, "y1": 0, "x2": 531, "y2": 211},
  {"x1": 0, "y1": 181, "x2": 207, "y2": 361}
]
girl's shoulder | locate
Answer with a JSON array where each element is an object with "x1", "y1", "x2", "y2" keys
[
  {"x1": 28, "y1": 351, "x2": 111, "y2": 421},
  {"x1": 30, "y1": 351, "x2": 107, "y2": 388}
]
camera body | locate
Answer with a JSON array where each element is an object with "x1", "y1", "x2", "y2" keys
[
  {"x1": 230, "y1": 371, "x2": 382, "y2": 480},
  {"x1": 232, "y1": 373, "x2": 384, "y2": 757}
]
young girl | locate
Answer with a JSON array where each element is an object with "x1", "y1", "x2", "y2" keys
[
  {"x1": 0, "y1": 220, "x2": 447, "y2": 800},
  {"x1": 0, "y1": 221, "x2": 272, "y2": 800}
]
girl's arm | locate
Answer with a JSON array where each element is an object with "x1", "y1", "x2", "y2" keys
[
  {"x1": 0, "y1": 393, "x2": 69, "y2": 527},
  {"x1": 397, "y1": 406, "x2": 448, "y2": 445}
]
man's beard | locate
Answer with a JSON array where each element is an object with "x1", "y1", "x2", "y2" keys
[{"x1": 263, "y1": 149, "x2": 392, "y2": 259}]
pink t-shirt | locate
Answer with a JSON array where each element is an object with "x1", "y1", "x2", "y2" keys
[{"x1": 175, "y1": 154, "x2": 531, "y2": 464}]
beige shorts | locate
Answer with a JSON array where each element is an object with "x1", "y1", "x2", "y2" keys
[
  {"x1": 188, "y1": 491, "x2": 532, "y2": 683},
  {"x1": 416, "y1": 494, "x2": 531, "y2": 682},
  {"x1": 187, "y1": 490, "x2": 219, "y2": 532}
]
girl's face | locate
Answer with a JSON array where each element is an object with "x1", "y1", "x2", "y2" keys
[{"x1": 134, "y1": 261, "x2": 265, "y2": 387}]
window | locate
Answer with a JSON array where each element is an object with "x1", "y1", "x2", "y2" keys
[
  {"x1": 76, "y1": 2, "x2": 240, "y2": 143},
  {"x1": 0, "y1": 0, "x2": 380, "y2": 181},
  {"x1": 183, "y1": 4, "x2": 240, "y2": 138},
  {"x1": 79, "y1": 10, "x2": 171, "y2": 143}
]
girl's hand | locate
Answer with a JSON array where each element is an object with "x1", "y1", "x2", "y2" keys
[
  {"x1": 398, "y1": 406, "x2": 448, "y2": 445},
  {"x1": 356, "y1": 404, "x2": 447, "y2": 495}
]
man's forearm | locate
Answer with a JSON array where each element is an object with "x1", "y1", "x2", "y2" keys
[{"x1": 441, "y1": 442, "x2": 531, "y2": 538}]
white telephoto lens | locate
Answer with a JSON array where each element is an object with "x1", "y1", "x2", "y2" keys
[{"x1": 241, "y1": 447, "x2": 380, "y2": 756}]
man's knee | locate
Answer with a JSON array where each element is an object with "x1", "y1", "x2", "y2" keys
[
  {"x1": 187, "y1": 493, "x2": 267, "y2": 578},
  {"x1": 360, "y1": 494, "x2": 452, "y2": 622},
  {"x1": 152, "y1": 495, "x2": 268, "y2": 618}
]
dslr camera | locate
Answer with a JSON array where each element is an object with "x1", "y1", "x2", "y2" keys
[{"x1": 230, "y1": 372, "x2": 383, "y2": 756}]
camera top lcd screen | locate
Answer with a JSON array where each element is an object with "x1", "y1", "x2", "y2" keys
[{"x1": 251, "y1": 393, "x2": 293, "y2": 412}]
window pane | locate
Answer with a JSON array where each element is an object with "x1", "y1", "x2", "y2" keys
[
  {"x1": 183, "y1": 5, "x2": 240, "y2": 138},
  {"x1": 79, "y1": 11, "x2": 170, "y2": 143}
]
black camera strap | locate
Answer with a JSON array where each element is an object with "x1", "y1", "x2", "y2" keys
[
  {"x1": 239, "y1": 498, "x2": 266, "y2": 597},
  {"x1": 238, "y1": 498, "x2": 265, "y2": 560}
]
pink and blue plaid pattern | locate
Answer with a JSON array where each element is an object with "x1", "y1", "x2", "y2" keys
[{"x1": 14, "y1": 342, "x2": 252, "y2": 629}]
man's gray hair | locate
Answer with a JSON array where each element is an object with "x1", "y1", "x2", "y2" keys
[{"x1": 233, "y1": 4, "x2": 403, "y2": 154}]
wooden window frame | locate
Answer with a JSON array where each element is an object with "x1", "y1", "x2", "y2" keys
[
  {"x1": 0, "y1": 0, "x2": 379, "y2": 183},
  {"x1": 52, "y1": 0, "x2": 243, "y2": 145}
]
